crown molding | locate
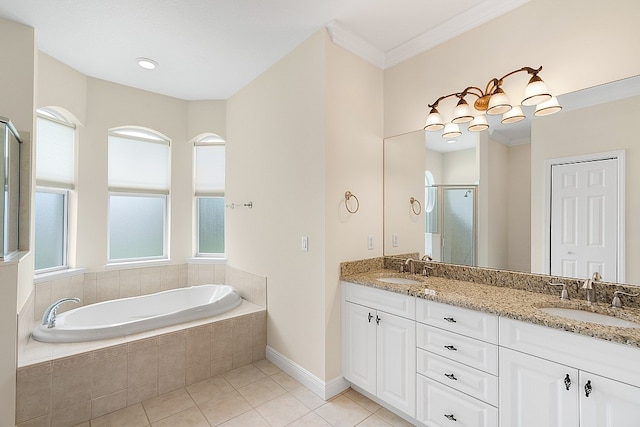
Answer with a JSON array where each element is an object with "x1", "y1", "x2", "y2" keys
[
  {"x1": 385, "y1": 0, "x2": 530, "y2": 68},
  {"x1": 327, "y1": 0, "x2": 530, "y2": 70},
  {"x1": 325, "y1": 21, "x2": 386, "y2": 69}
]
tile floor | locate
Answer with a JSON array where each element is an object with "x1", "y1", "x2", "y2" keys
[{"x1": 75, "y1": 359, "x2": 416, "y2": 427}]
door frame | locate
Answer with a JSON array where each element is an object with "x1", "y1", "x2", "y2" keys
[{"x1": 543, "y1": 150, "x2": 625, "y2": 282}]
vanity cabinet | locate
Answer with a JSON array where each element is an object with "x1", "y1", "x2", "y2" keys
[
  {"x1": 342, "y1": 282, "x2": 416, "y2": 418},
  {"x1": 500, "y1": 318, "x2": 640, "y2": 427},
  {"x1": 416, "y1": 300, "x2": 498, "y2": 427},
  {"x1": 499, "y1": 347, "x2": 579, "y2": 427}
]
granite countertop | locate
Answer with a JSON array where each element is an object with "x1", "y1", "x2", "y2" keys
[{"x1": 342, "y1": 269, "x2": 640, "y2": 349}]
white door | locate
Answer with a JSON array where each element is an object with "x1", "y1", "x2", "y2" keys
[
  {"x1": 343, "y1": 302, "x2": 377, "y2": 395},
  {"x1": 579, "y1": 372, "x2": 640, "y2": 427},
  {"x1": 499, "y1": 348, "x2": 579, "y2": 427},
  {"x1": 376, "y1": 311, "x2": 416, "y2": 417},
  {"x1": 550, "y1": 158, "x2": 618, "y2": 281}
]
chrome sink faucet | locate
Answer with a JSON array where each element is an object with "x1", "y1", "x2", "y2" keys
[
  {"x1": 582, "y1": 272, "x2": 601, "y2": 304},
  {"x1": 403, "y1": 257, "x2": 415, "y2": 274},
  {"x1": 42, "y1": 297, "x2": 80, "y2": 328}
]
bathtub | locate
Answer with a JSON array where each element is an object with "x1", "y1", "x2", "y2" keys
[{"x1": 31, "y1": 284, "x2": 242, "y2": 343}]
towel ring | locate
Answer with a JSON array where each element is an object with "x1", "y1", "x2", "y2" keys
[
  {"x1": 345, "y1": 191, "x2": 360, "y2": 214},
  {"x1": 410, "y1": 197, "x2": 422, "y2": 215}
]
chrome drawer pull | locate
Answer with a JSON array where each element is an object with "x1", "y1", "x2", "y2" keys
[
  {"x1": 444, "y1": 414, "x2": 457, "y2": 421},
  {"x1": 444, "y1": 373, "x2": 457, "y2": 381},
  {"x1": 444, "y1": 317, "x2": 456, "y2": 323},
  {"x1": 444, "y1": 345, "x2": 457, "y2": 351},
  {"x1": 376, "y1": 315, "x2": 381, "y2": 325},
  {"x1": 368, "y1": 313, "x2": 373, "y2": 323}
]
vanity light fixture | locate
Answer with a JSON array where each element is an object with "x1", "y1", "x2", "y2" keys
[
  {"x1": 424, "y1": 66, "x2": 561, "y2": 137},
  {"x1": 136, "y1": 57, "x2": 159, "y2": 70}
]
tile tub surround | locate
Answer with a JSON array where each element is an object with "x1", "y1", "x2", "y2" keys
[
  {"x1": 16, "y1": 308, "x2": 267, "y2": 426},
  {"x1": 340, "y1": 258, "x2": 640, "y2": 348},
  {"x1": 19, "y1": 263, "x2": 267, "y2": 367}
]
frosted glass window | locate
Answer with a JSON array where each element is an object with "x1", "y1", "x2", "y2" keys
[
  {"x1": 197, "y1": 197, "x2": 225, "y2": 254},
  {"x1": 36, "y1": 116, "x2": 75, "y2": 187},
  {"x1": 35, "y1": 191, "x2": 66, "y2": 271},
  {"x1": 109, "y1": 195, "x2": 165, "y2": 261},
  {"x1": 108, "y1": 135, "x2": 169, "y2": 192},
  {"x1": 194, "y1": 145, "x2": 225, "y2": 195}
]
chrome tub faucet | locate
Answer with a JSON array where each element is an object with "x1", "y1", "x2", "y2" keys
[{"x1": 41, "y1": 297, "x2": 80, "y2": 328}]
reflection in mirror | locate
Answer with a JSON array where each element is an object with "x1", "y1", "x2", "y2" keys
[{"x1": 383, "y1": 75, "x2": 640, "y2": 285}]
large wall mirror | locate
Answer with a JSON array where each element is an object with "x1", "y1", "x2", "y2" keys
[{"x1": 384, "y1": 75, "x2": 640, "y2": 285}]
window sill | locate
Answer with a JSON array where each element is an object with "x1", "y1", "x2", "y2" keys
[
  {"x1": 35, "y1": 267, "x2": 87, "y2": 284},
  {"x1": 105, "y1": 258, "x2": 172, "y2": 270},
  {"x1": 186, "y1": 257, "x2": 227, "y2": 265}
]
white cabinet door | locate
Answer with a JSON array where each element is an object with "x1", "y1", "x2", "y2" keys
[
  {"x1": 344, "y1": 302, "x2": 376, "y2": 395},
  {"x1": 499, "y1": 348, "x2": 579, "y2": 427},
  {"x1": 580, "y1": 372, "x2": 640, "y2": 427},
  {"x1": 376, "y1": 311, "x2": 416, "y2": 417}
]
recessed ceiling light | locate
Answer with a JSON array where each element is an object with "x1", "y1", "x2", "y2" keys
[
  {"x1": 136, "y1": 57, "x2": 158, "y2": 70},
  {"x1": 446, "y1": 139, "x2": 456, "y2": 144}
]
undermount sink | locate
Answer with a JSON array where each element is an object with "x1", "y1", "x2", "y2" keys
[
  {"x1": 377, "y1": 277, "x2": 421, "y2": 285},
  {"x1": 541, "y1": 307, "x2": 640, "y2": 329}
]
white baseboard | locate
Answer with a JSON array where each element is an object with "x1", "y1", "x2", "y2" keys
[{"x1": 265, "y1": 346, "x2": 350, "y2": 400}]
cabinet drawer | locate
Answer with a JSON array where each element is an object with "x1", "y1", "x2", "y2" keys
[
  {"x1": 343, "y1": 281, "x2": 415, "y2": 319},
  {"x1": 417, "y1": 299, "x2": 498, "y2": 343},
  {"x1": 417, "y1": 375, "x2": 498, "y2": 427},
  {"x1": 417, "y1": 324, "x2": 498, "y2": 375},
  {"x1": 500, "y1": 317, "x2": 640, "y2": 387},
  {"x1": 417, "y1": 349, "x2": 498, "y2": 405}
]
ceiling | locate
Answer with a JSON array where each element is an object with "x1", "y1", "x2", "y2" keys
[{"x1": 0, "y1": 0, "x2": 527, "y2": 100}]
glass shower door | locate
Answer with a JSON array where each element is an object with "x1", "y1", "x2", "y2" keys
[{"x1": 441, "y1": 187, "x2": 476, "y2": 266}]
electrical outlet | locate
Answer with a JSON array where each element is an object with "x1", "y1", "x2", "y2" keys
[
  {"x1": 367, "y1": 235, "x2": 374, "y2": 250},
  {"x1": 392, "y1": 233, "x2": 398, "y2": 247},
  {"x1": 301, "y1": 236, "x2": 309, "y2": 252}
]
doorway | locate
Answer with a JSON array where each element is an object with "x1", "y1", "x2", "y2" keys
[{"x1": 547, "y1": 152, "x2": 624, "y2": 282}]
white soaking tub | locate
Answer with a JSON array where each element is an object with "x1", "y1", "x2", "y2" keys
[{"x1": 31, "y1": 284, "x2": 242, "y2": 343}]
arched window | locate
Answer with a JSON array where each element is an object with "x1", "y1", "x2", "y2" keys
[
  {"x1": 193, "y1": 133, "x2": 225, "y2": 256},
  {"x1": 108, "y1": 127, "x2": 170, "y2": 262},
  {"x1": 35, "y1": 107, "x2": 76, "y2": 272}
]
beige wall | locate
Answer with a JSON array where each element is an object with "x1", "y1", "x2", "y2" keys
[
  {"x1": 227, "y1": 29, "x2": 383, "y2": 381},
  {"x1": 531, "y1": 96, "x2": 640, "y2": 283},
  {"x1": 227, "y1": 30, "x2": 328, "y2": 379},
  {"x1": 325, "y1": 35, "x2": 384, "y2": 378},
  {"x1": 37, "y1": 53, "x2": 88, "y2": 125},
  {"x1": 479, "y1": 138, "x2": 508, "y2": 269},
  {"x1": 507, "y1": 143, "x2": 531, "y2": 272},
  {"x1": 384, "y1": 0, "x2": 640, "y2": 138},
  {"x1": 0, "y1": 17, "x2": 35, "y2": 425},
  {"x1": 384, "y1": 131, "x2": 424, "y2": 256},
  {"x1": 187, "y1": 100, "x2": 227, "y2": 141},
  {"x1": 441, "y1": 148, "x2": 477, "y2": 185}
]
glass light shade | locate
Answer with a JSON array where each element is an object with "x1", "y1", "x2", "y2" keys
[
  {"x1": 487, "y1": 88, "x2": 512, "y2": 115},
  {"x1": 501, "y1": 105, "x2": 526, "y2": 124},
  {"x1": 522, "y1": 75, "x2": 551, "y2": 106},
  {"x1": 424, "y1": 108, "x2": 444, "y2": 131},
  {"x1": 468, "y1": 115, "x2": 489, "y2": 132},
  {"x1": 534, "y1": 96, "x2": 562, "y2": 116},
  {"x1": 451, "y1": 99, "x2": 474, "y2": 124},
  {"x1": 442, "y1": 123, "x2": 462, "y2": 139}
]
